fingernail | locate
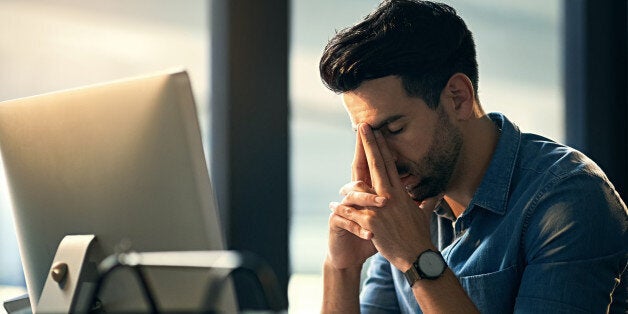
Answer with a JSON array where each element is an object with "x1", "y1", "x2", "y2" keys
[{"x1": 375, "y1": 196, "x2": 387, "y2": 206}]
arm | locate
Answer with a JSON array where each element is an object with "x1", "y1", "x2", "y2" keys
[
  {"x1": 322, "y1": 257, "x2": 362, "y2": 313},
  {"x1": 409, "y1": 269, "x2": 478, "y2": 313},
  {"x1": 331, "y1": 124, "x2": 479, "y2": 313},
  {"x1": 322, "y1": 130, "x2": 378, "y2": 313}
]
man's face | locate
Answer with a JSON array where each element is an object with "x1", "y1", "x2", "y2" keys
[{"x1": 342, "y1": 76, "x2": 462, "y2": 202}]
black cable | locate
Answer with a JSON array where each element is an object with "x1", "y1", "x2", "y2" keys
[
  {"x1": 88, "y1": 254, "x2": 160, "y2": 313},
  {"x1": 202, "y1": 251, "x2": 286, "y2": 312}
]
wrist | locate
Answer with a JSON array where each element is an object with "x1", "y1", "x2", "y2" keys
[
  {"x1": 324, "y1": 255, "x2": 363, "y2": 273},
  {"x1": 396, "y1": 244, "x2": 438, "y2": 272}
]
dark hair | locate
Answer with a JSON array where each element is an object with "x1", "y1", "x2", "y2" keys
[{"x1": 319, "y1": 0, "x2": 478, "y2": 108}]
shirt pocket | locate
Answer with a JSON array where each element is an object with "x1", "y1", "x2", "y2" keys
[{"x1": 458, "y1": 265, "x2": 519, "y2": 314}]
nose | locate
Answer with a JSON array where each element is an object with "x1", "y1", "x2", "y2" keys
[
  {"x1": 385, "y1": 140, "x2": 399, "y2": 163},
  {"x1": 384, "y1": 143, "x2": 410, "y2": 177}
]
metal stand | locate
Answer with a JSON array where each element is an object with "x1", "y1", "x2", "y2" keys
[
  {"x1": 91, "y1": 250, "x2": 286, "y2": 312},
  {"x1": 36, "y1": 234, "x2": 96, "y2": 313},
  {"x1": 30, "y1": 235, "x2": 286, "y2": 313}
]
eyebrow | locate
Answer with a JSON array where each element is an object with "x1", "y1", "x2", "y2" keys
[{"x1": 352, "y1": 115, "x2": 404, "y2": 132}]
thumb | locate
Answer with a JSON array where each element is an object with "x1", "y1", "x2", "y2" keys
[{"x1": 417, "y1": 193, "x2": 445, "y2": 213}]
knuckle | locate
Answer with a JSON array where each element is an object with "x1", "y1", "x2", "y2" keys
[
  {"x1": 344, "y1": 205, "x2": 353, "y2": 216},
  {"x1": 355, "y1": 181, "x2": 373, "y2": 193},
  {"x1": 368, "y1": 194, "x2": 379, "y2": 203},
  {"x1": 351, "y1": 181, "x2": 369, "y2": 192},
  {"x1": 346, "y1": 190, "x2": 355, "y2": 199},
  {"x1": 379, "y1": 192, "x2": 393, "y2": 200},
  {"x1": 342, "y1": 219, "x2": 356, "y2": 232},
  {"x1": 361, "y1": 214, "x2": 374, "y2": 230}
]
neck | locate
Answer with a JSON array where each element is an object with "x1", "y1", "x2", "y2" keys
[{"x1": 445, "y1": 114, "x2": 499, "y2": 218}]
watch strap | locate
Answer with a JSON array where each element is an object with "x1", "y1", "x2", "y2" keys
[{"x1": 404, "y1": 263, "x2": 421, "y2": 287}]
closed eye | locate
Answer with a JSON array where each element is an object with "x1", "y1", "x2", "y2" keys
[{"x1": 388, "y1": 127, "x2": 403, "y2": 135}]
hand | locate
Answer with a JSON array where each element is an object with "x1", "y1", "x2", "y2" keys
[
  {"x1": 326, "y1": 130, "x2": 379, "y2": 270},
  {"x1": 331, "y1": 123, "x2": 441, "y2": 271}
]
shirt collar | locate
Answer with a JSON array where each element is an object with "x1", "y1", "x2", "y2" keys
[{"x1": 468, "y1": 112, "x2": 521, "y2": 216}]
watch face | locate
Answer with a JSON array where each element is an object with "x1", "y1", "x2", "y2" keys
[{"x1": 418, "y1": 251, "x2": 445, "y2": 277}]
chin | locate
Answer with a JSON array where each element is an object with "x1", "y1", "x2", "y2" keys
[{"x1": 408, "y1": 183, "x2": 443, "y2": 202}]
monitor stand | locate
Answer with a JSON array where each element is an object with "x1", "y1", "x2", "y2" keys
[
  {"x1": 37, "y1": 234, "x2": 96, "y2": 313},
  {"x1": 21, "y1": 235, "x2": 286, "y2": 313}
]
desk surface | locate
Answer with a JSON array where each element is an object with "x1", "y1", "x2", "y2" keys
[
  {"x1": 0, "y1": 286, "x2": 27, "y2": 314},
  {"x1": 2, "y1": 274, "x2": 321, "y2": 314}
]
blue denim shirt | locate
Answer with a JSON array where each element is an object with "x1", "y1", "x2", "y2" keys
[{"x1": 360, "y1": 113, "x2": 628, "y2": 313}]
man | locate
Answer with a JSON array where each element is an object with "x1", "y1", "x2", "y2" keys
[{"x1": 319, "y1": 0, "x2": 628, "y2": 313}]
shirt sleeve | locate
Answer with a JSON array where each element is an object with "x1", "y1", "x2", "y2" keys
[
  {"x1": 360, "y1": 253, "x2": 401, "y2": 313},
  {"x1": 515, "y1": 172, "x2": 628, "y2": 313}
]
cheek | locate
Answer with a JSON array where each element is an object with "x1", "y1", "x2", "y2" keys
[{"x1": 386, "y1": 135, "x2": 428, "y2": 164}]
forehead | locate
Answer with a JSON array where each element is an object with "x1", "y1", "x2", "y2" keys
[{"x1": 341, "y1": 76, "x2": 427, "y2": 129}]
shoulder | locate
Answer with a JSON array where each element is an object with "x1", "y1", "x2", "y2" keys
[
  {"x1": 510, "y1": 136, "x2": 627, "y2": 311},
  {"x1": 511, "y1": 133, "x2": 627, "y2": 260},
  {"x1": 518, "y1": 133, "x2": 598, "y2": 179},
  {"x1": 515, "y1": 135, "x2": 627, "y2": 261},
  {"x1": 515, "y1": 133, "x2": 622, "y2": 204}
]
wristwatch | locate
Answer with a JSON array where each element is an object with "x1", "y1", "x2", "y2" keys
[{"x1": 404, "y1": 249, "x2": 447, "y2": 286}]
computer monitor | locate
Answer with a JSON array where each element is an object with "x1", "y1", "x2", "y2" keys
[{"x1": 0, "y1": 70, "x2": 236, "y2": 312}]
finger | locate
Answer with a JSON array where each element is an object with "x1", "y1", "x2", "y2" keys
[
  {"x1": 359, "y1": 123, "x2": 392, "y2": 193},
  {"x1": 418, "y1": 193, "x2": 445, "y2": 212},
  {"x1": 352, "y1": 130, "x2": 370, "y2": 184},
  {"x1": 341, "y1": 191, "x2": 387, "y2": 207},
  {"x1": 329, "y1": 201, "x2": 375, "y2": 232},
  {"x1": 373, "y1": 129, "x2": 401, "y2": 188},
  {"x1": 339, "y1": 181, "x2": 374, "y2": 196},
  {"x1": 328, "y1": 208, "x2": 373, "y2": 240}
]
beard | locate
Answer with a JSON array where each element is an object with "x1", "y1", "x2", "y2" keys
[{"x1": 399, "y1": 107, "x2": 463, "y2": 202}]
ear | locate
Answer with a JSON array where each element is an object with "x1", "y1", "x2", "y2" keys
[{"x1": 442, "y1": 73, "x2": 475, "y2": 120}]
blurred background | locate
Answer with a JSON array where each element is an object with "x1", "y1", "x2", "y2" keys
[{"x1": 1, "y1": 0, "x2": 625, "y2": 313}]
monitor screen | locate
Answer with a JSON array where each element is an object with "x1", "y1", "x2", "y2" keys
[{"x1": 0, "y1": 70, "x2": 236, "y2": 312}]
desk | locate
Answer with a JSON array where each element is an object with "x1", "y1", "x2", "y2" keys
[
  {"x1": 0, "y1": 286, "x2": 26, "y2": 314},
  {"x1": 2, "y1": 275, "x2": 321, "y2": 313}
]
